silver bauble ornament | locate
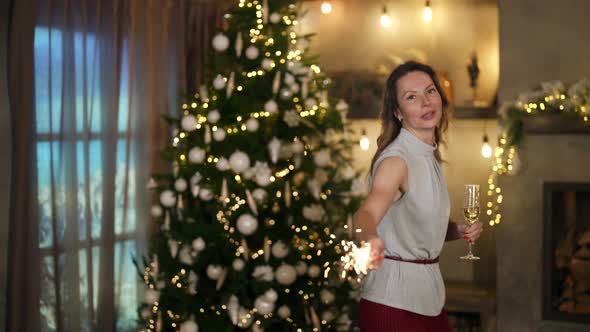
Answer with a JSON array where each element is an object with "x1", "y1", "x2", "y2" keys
[
  {"x1": 308, "y1": 265, "x2": 321, "y2": 278},
  {"x1": 246, "y1": 118, "x2": 259, "y2": 132},
  {"x1": 206, "y1": 265, "x2": 224, "y2": 280},
  {"x1": 216, "y1": 157, "x2": 229, "y2": 171},
  {"x1": 229, "y1": 151, "x2": 250, "y2": 173},
  {"x1": 264, "y1": 100, "x2": 278, "y2": 114},
  {"x1": 150, "y1": 205, "x2": 163, "y2": 218},
  {"x1": 192, "y1": 237, "x2": 206, "y2": 252},
  {"x1": 261, "y1": 58, "x2": 274, "y2": 70},
  {"x1": 270, "y1": 12, "x2": 281, "y2": 24},
  {"x1": 188, "y1": 147, "x2": 206, "y2": 164},
  {"x1": 278, "y1": 305, "x2": 291, "y2": 318},
  {"x1": 213, "y1": 75, "x2": 226, "y2": 90},
  {"x1": 237, "y1": 214, "x2": 258, "y2": 236},
  {"x1": 213, "y1": 129, "x2": 227, "y2": 141},
  {"x1": 254, "y1": 297, "x2": 275, "y2": 315},
  {"x1": 245, "y1": 45, "x2": 259, "y2": 60},
  {"x1": 271, "y1": 241, "x2": 289, "y2": 259},
  {"x1": 174, "y1": 178, "x2": 188, "y2": 192},
  {"x1": 232, "y1": 259, "x2": 245, "y2": 271},
  {"x1": 212, "y1": 33, "x2": 230, "y2": 52},
  {"x1": 199, "y1": 188, "x2": 213, "y2": 201},
  {"x1": 160, "y1": 190, "x2": 176, "y2": 207},
  {"x1": 181, "y1": 115, "x2": 198, "y2": 132},
  {"x1": 275, "y1": 264, "x2": 297, "y2": 285},
  {"x1": 207, "y1": 110, "x2": 221, "y2": 124}
]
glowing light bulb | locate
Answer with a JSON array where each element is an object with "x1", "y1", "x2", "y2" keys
[
  {"x1": 481, "y1": 134, "x2": 492, "y2": 158},
  {"x1": 360, "y1": 129, "x2": 370, "y2": 151},
  {"x1": 380, "y1": 6, "x2": 391, "y2": 28},
  {"x1": 321, "y1": 1, "x2": 332, "y2": 14},
  {"x1": 423, "y1": 1, "x2": 433, "y2": 23}
]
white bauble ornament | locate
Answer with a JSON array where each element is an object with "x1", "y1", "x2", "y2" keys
[
  {"x1": 254, "y1": 297, "x2": 275, "y2": 315},
  {"x1": 270, "y1": 12, "x2": 281, "y2": 24},
  {"x1": 216, "y1": 157, "x2": 229, "y2": 171},
  {"x1": 336, "y1": 99, "x2": 349, "y2": 111},
  {"x1": 232, "y1": 259, "x2": 245, "y2": 271},
  {"x1": 283, "y1": 110, "x2": 300, "y2": 128},
  {"x1": 268, "y1": 137, "x2": 281, "y2": 164},
  {"x1": 246, "y1": 118, "x2": 259, "y2": 132},
  {"x1": 213, "y1": 75, "x2": 226, "y2": 90},
  {"x1": 313, "y1": 149, "x2": 332, "y2": 167},
  {"x1": 192, "y1": 237, "x2": 206, "y2": 252},
  {"x1": 261, "y1": 58, "x2": 274, "y2": 70},
  {"x1": 213, "y1": 129, "x2": 227, "y2": 142},
  {"x1": 207, "y1": 110, "x2": 221, "y2": 124},
  {"x1": 275, "y1": 264, "x2": 297, "y2": 285},
  {"x1": 199, "y1": 85, "x2": 209, "y2": 100},
  {"x1": 271, "y1": 241, "x2": 289, "y2": 259},
  {"x1": 308, "y1": 265, "x2": 321, "y2": 278},
  {"x1": 243, "y1": 168, "x2": 254, "y2": 180},
  {"x1": 160, "y1": 190, "x2": 176, "y2": 207},
  {"x1": 188, "y1": 147, "x2": 206, "y2": 164},
  {"x1": 295, "y1": 261, "x2": 307, "y2": 276},
  {"x1": 291, "y1": 139, "x2": 304, "y2": 154},
  {"x1": 320, "y1": 289, "x2": 335, "y2": 304},
  {"x1": 174, "y1": 178, "x2": 188, "y2": 192},
  {"x1": 278, "y1": 305, "x2": 291, "y2": 319},
  {"x1": 199, "y1": 188, "x2": 213, "y2": 201},
  {"x1": 229, "y1": 151, "x2": 250, "y2": 173},
  {"x1": 144, "y1": 288, "x2": 160, "y2": 304},
  {"x1": 305, "y1": 98, "x2": 317, "y2": 109},
  {"x1": 252, "y1": 188, "x2": 267, "y2": 203},
  {"x1": 279, "y1": 88, "x2": 292, "y2": 100},
  {"x1": 263, "y1": 289, "x2": 278, "y2": 302},
  {"x1": 245, "y1": 45, "x2": 259, "y2": 60},
  {"x1": 207, "y1": 265, "x2": 224, "y2": 280},
  {"x1": 289, "y1": 83, "x2": 300, "y2": 94},
  {"x1": 284, "y1": 73, "x2": 295, "y2": 85},
  {"x1": 321, "y1": 310, "x2": 336, "y2": 322},
  {"x1": 255, "y1": 174, "x2": 271, "y2": 187},
  {"x1": 264, "y1": 100, "x2": 278, "y2": 114},
  {"x1": 180, "y1": 320, "x2": 199, "y2": 332},
  {"x1": 150, "y1": 205, "x2": 163, "y2": 218},
  {"x1": 141, "y1": 307, "x2": 152, "y2": 319},
  {"x1": 212, "y1": 33, "x2": 230, "y2": 52},
  {"x1": 179, "y1": 246, "x2": 194, "y2": 265},
  {"x1": 181, "y1": 115, "x2": 198, "y2": 132},
  {"x1": 237, "y1": 214, "x2": 258, "y2": 236}
]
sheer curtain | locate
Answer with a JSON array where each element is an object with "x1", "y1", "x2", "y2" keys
[{"x1": 6, "y1": 0, "x2": 227, "y2": 331}]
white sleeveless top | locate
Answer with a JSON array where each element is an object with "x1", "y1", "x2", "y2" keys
[{"x1": 360, "y1": 128, "x2": 451, "y2": 316}]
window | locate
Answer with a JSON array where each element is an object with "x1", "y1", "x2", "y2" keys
[{"x1": 34, "y1": 26, "x2": 140, "y2": 332}]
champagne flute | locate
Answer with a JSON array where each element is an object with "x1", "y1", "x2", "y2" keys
[{"x1": 460, "y1": 184, "x2": 481, "y2": 260}]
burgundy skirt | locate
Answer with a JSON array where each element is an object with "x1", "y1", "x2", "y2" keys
[{"x1": 358, "y1": 298, "x2": 453, "y2": 332}]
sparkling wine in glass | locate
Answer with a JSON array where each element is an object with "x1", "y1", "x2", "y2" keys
[{"x1": 460, "y1": 184, "x2": 481, "y2": 260}]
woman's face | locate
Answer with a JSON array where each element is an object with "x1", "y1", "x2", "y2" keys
[{"x1": 395, "y1": 71, "x2": 443, "y2": 131}]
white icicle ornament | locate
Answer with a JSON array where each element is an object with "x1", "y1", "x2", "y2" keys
[{"x1": 268, "y1": 137, "x2": 281, "y2": 164}]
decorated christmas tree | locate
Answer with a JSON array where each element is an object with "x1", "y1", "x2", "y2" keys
[{"x1": 137, "y1": 1, "x2": 367, "y2": 331}]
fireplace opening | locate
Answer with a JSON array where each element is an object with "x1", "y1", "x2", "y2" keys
[{"x1": 543, "y1": 182, "x2": 590, "y2": 324}]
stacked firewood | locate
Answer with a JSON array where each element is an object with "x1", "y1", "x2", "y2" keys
[{"x1": 556, "y1": 229, "x2": 590, "y2": 313}]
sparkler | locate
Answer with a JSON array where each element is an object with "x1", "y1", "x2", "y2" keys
[{"x1": 339, "y1": 240, "x2": 372, "y2": 279}]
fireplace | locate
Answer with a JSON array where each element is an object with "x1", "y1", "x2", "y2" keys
[{"x1": 543, "y1": 182, "x2": 590, "y2": 324}]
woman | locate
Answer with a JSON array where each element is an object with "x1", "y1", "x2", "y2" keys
[{"x1": 354, "y1": 61, "x2": 483, "y2": 331}]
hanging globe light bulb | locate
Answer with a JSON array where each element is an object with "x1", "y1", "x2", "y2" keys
[
  {"x1": 481, "y1": 134, "x2": 492, "y2": 158},
  {"x1": 380, "y1": 5, "x2": 392, "y2": 28},
  {"x1": 423, "y1": 0, "x2": 433, "y2": 23},
  {"x1": 360, "y1": 129, "x2": 370, "y2": 151},
  {"x1": 321, "y1": 1, "x2": 333, "y2": 14}
]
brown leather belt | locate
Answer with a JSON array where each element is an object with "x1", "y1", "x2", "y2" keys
[{"x1": 385, "y1": 255, "x2": 439, "y2": 264}]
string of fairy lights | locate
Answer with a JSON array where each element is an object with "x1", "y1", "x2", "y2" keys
[{"x1": 484, "y1": 79, "x2": 590, "y2": 227}]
